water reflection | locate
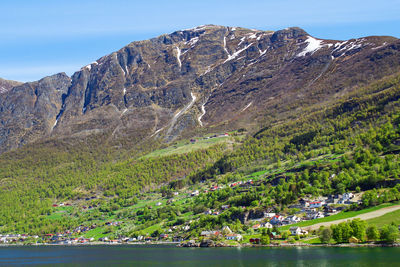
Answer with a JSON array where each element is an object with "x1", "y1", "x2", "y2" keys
[{"x1": 0, "y1": 245, "x2": 398, "y2": 266}]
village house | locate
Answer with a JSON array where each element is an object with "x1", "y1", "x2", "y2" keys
[
  {"x1": 289, "y1": 226, "x2": 308, "y2": 236},
  {"x1": 252, "y1": 224, "x2": 261, "y2": 230},
  {"x1": 191, "y1": 190, "x2": 199, "y2": 197},
  {"x1": 270, "y1": 215, "x2": 284, "y2": 225},
  {"x1": 222, "y1": 226, "x2": 232, "y2": 234},
  {"x1": 159, "y1": 234, "x2": 169, "y2": 239},
  {"x1": 309, "y1": 201, "x2": 323, "y2": 208},
  {"x1": 343, "y1": 192, "x2": 354, "y2": 200},
  {"x1": 249, "y1": 238, "x2": 260, "y2": 244},
  {"x1": 210, "y1": 185, "x2": 219, "y2": 191},
  {"x1": 200, "y1": 230, "x2": 220, "y2": 237},
  {"x1": 324, "y1": 206, "x2": 337, "y2": 213},
  {"x1": 311, "y1": 211, "x2": 325, "y2": 220},
  {"x1": 290, "y1": 226, "x2": 302, "y2": 236},
  {"x1": 204, "y1": 210, "x2": 212, "y2": 215},
  {"x1": 283, "y1": 215, "x2": 301, "y2": 225},
  {"x1": 261, "y1": 222, "x2": 273, "y2": 229},
  {"x1": 264, "y1": 212, "x2": 276, "y2": 218},
  {"x1": 225, "y1": 233, "x2": 242, "y2": 241}
]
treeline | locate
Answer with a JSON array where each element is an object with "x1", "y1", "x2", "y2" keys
[{"x1": 319, "y1": 219, "x2": 399, "y2": 244}]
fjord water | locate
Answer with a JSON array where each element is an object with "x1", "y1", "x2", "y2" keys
[{"x1": 0, "y1": 245, "x2": 399, "y2": 266}]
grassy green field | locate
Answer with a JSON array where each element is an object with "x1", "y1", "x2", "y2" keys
[
  {"x1": 83, "y1": 227, "x2": 108, "y2": 239},
  {"x1": 366, "y1": 209, "x2": 400, "y2": 228},
  {"x1": 301, "y1": 237, "x2": 321, "y2": 244},
  {"x1": 142, "y1": 136, "x2": 231, "y2": 158},
  {"x1": 280, "y1": 202, "x2": 399, "y2": 230}
]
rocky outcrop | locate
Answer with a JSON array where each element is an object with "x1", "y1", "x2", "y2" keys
[
  {"x1": 0, "y1": 78, "x2": 22, "y2": 94},
  {"x1": 1, "y1": 25, "x2": 400, "y2": 153},
  {"x1": 0, "y1": 73, "x2": 70, "y2": 152}
]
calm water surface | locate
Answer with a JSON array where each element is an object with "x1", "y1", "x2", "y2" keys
[{"x1": 0, "y1": 245, "x2": 399, "y2": 266}]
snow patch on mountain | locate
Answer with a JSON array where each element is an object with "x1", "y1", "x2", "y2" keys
[
  {"x1": 82, "y1": 62, "x2": 98, "y2": 71},
  {"x1": 224, "y1": 43, "x2": 253, "y2": 63},
  {"x1": 176, "y1": 47, "x2": 182, "y2": 69},
  {"x1": 198, "y1": 103, "x2": 206, "y2": 127},
  {"x1": 51, "y1": 119, "x2": 59, "y2": 131},
  {"x1": 223, "y1": 36, "x2": 230, "y2": 56},
  {"x1": 241, "y1": 102, "x2": 253, "y2": 112},
  {"x1": 297, "y1": 36, "x2": 324, "y2": 57},
  {"x1": 187, "y1": 37, "x2": 199, "y2": 46},
  {"x1": 332, "y1": 39, "x2": 366, "y2": 57}
]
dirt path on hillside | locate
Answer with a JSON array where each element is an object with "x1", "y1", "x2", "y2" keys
[{"x1": 306, "y1": 205, "x2": 400, "y2": 231}]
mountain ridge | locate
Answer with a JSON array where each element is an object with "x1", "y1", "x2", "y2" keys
[{"x1": 1, "y1": 25, "x2": 399, "y2": 154}]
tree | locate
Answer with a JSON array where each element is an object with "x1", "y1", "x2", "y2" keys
[
  {"x1": 260, "y1": 234, "x2": 270, "y2": 245},
  {"x1": 366, "y1": 225, "x2": 380, "y2": 241},
  {"x1": 319, "y1": 227, "x2": 332, "y2": 244},
  {"x1": 331, "y1": 221, "x2": 353, "y2": 243},
  {"x1": 281, "y1": 230, "x2": 290, "y2": 240},
  {"x1": 349, "y1": 219, "x2": 366, "y2": 241},
  {"x1": 380, "y1": 224, "x2": 399, "y2": 243}
]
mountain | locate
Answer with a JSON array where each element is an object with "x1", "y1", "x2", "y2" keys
[
  {"x1": 1, "y1": 25, "x2": 400, "y2": 237},
  {"x1": 1, "y1": 25, "x2": 399, "y2": 154},
  {"x1": 0, "y1": 78, "x2": 22, "y2": 94}
]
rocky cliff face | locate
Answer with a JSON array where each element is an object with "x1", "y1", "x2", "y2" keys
[
  {"x1": 0, "y1": 78, "x2": 22, "y2": 94},
  {"x1": 0, "y1": 73, "x2": 70, "y2": 151},
  {"x1": 1, "y1": 25, "x2": 399, "y2": 153}
]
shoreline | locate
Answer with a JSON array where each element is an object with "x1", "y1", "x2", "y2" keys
[{"x1": 1, "y1": 242, "x2": 399, "y2": 248}]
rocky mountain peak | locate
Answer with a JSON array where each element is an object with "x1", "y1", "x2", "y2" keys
[
  {"x1": 0, "y1": 25, "x2": 399, "y2": 153},
  {"x1": 0, "y1": 78, "x2": 22, "y2": 94}
]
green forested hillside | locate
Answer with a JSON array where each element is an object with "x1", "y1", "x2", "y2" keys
[{"x1": 1, "y1": 73, "x2": 400, "y2": 238}]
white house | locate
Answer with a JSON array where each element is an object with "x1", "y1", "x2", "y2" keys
[
  {"x1": 225, "y1": 233, "x2": 242, "y2": 241},
  {"x1": 312, "y1": 212, "x2": 325, "y2": 219},
  {"x1": 289, "y1": 226, "x2": 303, "y2": 236},
  {"x1": 262, "y1": 222, "x2": 273, "y2": 229},
  {"x1": 309, "y1": 201, "x2": 323, "y2": 208},
  {"x1": 284, "y1": 215, "x2": 301, "y2": 224},
  {"x1": 343, "y1": 192, "x2": 354, "y2": 200}
]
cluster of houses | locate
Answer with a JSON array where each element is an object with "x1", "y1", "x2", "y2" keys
[
  {"x1": 0, "y1": 234, "x2": 37, "y2": 244},
  {"x1": 191, "y1": 179, "x2": 255, "y2": 197},
  {"x1": 200, "y1": 226, "x2": 243, "y2": 241},
  {"x1": 245, "y1": 193, "x2": 359, "y2": 228}
]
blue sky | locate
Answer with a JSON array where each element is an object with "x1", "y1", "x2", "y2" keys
[{"x1": 1, "y1": 0, "x2": 400, "y2": 82}]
